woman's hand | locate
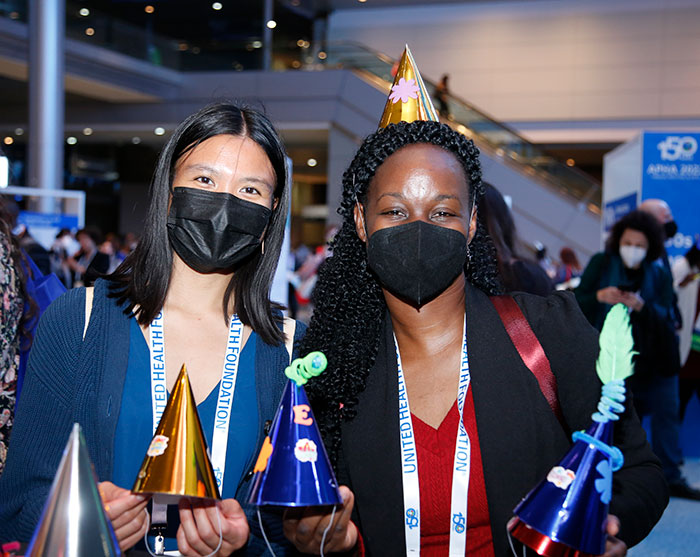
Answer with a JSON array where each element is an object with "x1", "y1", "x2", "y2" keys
[
  {"x1": 177, "y1": 497, "x2": 249, "y2": 556},
  {"x1": 619, "y1": 292, "x2": 644, "y2": 312},
  {"x1": 98, "y1": 481, "x2": 150, "y2": 552},
  {"x1": 604, "y1": 515, "x2": 628, "y2": 556},
  {"x1": 597, "y1": 286, "x2": 624, "y2": 305},
  {"x1": 283, "y1": 486, "x2": 358, "y2": 554}
]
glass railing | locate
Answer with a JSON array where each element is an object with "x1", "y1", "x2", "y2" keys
[
  {"x1": 323, "y1": 42, "x2": 602, "y2": 212},
  {"x1": 64, "y1": 2, "x2": 180, "y2": 69}
]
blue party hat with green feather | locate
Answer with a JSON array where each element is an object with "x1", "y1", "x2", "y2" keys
[{"x1": 509, "y1": 304, "x2": 636, "y2": 556}]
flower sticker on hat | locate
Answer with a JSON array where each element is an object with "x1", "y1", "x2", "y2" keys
[
  {"x1": 147, "y1": 435, "x2": 169, "y2": 457},
  {"x1": 546, "y1": 466, "x2": 576, "y2": 490},
  {"x1": 294, "y1": 438, "x2": 318, "y2": 463},
  {"x1": 389, "y1": 78, "x2": 419, "y2": 104}
]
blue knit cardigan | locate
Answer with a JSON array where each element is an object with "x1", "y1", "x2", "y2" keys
[{"x1": 0, "y1": 278, "x2": 305, "y2": 552}]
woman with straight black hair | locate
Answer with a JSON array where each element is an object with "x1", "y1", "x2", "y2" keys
[{"x1": 0, "y1": 102, "x2": 304, "y2": 556}]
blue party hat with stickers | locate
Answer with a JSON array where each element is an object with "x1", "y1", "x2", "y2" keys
[
  {"x1": 508, "y1": 304, "x2": 636, "y2": 556},
  {"x1": 248, "y1": 352, "x2": 342, "y2": 507}
]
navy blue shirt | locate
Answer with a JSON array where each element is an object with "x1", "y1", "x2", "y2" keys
[{"x1": 113, "y1": 318, "x2": 258, "y2": 550}]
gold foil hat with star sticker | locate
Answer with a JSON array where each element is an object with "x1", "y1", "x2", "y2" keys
[{"x1": 378, "y1": 45, "x2": 440, "y2": 129}]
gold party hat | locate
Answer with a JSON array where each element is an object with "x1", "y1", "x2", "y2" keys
[
  {"x1": 27, "y1": 424, "x2": 121, "y2": 556},
  {"x1": 378, "y1": 45, "x2": 440, "y2": 128},
  {"x1": 132, "y1": 364, "x2": 220, "y2": 503}
]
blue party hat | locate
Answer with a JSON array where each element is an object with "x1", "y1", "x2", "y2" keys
[
  {"x1": 509, "y1": 420, "x2": 622, "y2": 556},
  {"x1": 248, "y1": 353, "x2": 342, "y2": 507},
  {"x1": 508, "y1": 305, "x2": 635, "y2": 557}
]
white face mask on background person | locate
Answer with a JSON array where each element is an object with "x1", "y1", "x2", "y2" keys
[{"x1": 619, "y1": 245, "x2": 647, "y2": 269}]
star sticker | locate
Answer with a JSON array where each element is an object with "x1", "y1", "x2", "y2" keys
[{"x1": 389, "y1": 78, "x2": 420, "y2": 104}]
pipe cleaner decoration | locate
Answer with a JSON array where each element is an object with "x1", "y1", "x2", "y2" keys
[{"x1": 508, "y1": 304, "x2": 637, "y2": 557}]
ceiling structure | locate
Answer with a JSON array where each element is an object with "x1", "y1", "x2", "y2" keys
[{"x1": 1, "y1": 1, "x2": 600, "y2": 188}]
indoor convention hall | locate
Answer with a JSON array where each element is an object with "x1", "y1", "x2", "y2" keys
[{"x1": 0, "y1": 0, "x2": 699, "y2": 556}]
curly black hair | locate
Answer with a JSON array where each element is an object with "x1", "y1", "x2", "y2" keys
[
  {"x1": 301, "y1": 120, "x2": 502, "y2": 465},
  {"x1": 605, "y1": 209, "x2": 665, "y2": 262}
]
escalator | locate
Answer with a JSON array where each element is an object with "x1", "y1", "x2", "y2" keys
[{"x1": 323, "y1": 41, "x2": 602, "y2": 258}]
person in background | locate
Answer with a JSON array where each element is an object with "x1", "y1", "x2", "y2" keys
[
  {"x1": 639, "y1": 198, "x2": 683, "y2": 329},
  {"x1": 672, "y1": 236, "x2": 700, "y2": 420},
  {"x1": 103, "y1": 232, "x2": 126, "y2": 274},
  {"x1": 49, "y1": 228, "x2": 74, "y2": 288},
  {"x1": 535, "y1": 242, "x2": 557, "y2": 281},
  {"x1": 480, "y1": 182, "x2": 554, "y2": 296},
  {"x1": 555, "y1": 246, "x2": 582, "y2": 285},
  {"x1": 575, "y1": 209, "x2": 700, "y2": 500},
  {"x1": 11, "y1": 221, "x2": 51, "y2": 278},
  {"x1": 121, "y1": 232, "x2": 138, "y2": 257},
  {"x1": 66, "y1": 227, "x2": 110, "y2": 287},
  {"x1": 434, "y1": 74, "x2": 451, "y2": 119},
  {"x1": 0, "y1": 199, "x2": 34, "y2": 476}
]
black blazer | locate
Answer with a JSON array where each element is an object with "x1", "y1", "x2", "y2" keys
[{"x1": 337, "y1": 284, "x2": 668, "y2": 556}]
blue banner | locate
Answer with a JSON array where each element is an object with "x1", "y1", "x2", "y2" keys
[
  {"x1": 642, "y1": 132, "x2": 700, "y2": 260},
  {"x1": 604, "y1": 192, "x2": 637, "y2": 232},
  {"x1": 18, "y1": 211, "x2": 79, "y2": 230}
]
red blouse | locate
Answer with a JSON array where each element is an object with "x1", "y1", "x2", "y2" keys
[{"x1": 411, "y1": 387, "x2": 495, "y2": 556}]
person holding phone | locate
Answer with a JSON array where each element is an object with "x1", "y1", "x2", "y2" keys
[{"x1": 575, "y1": 210, "x2": 700, "y2": 500}]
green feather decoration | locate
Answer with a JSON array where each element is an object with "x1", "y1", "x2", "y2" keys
[{"x1": 596, "y1": 303, "x2": 637, "y2": 385}]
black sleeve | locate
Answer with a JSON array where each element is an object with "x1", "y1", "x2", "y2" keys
[
  {"x1": 518, "y1": 291, "x2": 669, "y2": 547},
  {"x1": 633, "y1": 265, "x2": 681, "y2": 378},
  {"x1": 509, "y1": 259, "x2": 554, "y2": 297},
  {"x1": 574, "y1": 252, "x2": 606, "y2": 327}
]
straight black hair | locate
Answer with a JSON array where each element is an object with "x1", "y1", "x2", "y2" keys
[{"x1": 109, "y1": 102, "x2": 289, "y2": 345}]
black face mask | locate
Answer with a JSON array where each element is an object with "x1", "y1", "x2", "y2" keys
[
  {"x1": 367, "y1": 220, "x2": 468, "y2": 306},
  {"x1": 664, "y1": 220, "x2": 678, "y2": 239},
  {"x1": 167, "y1": 187, "x2": 272, "y2": 273}
]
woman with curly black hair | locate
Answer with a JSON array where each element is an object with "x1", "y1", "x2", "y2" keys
[
  {"x1": 280, "y1": 48, "x2": 666, "y2": 555},
  {"x1": 279, "y1": 116, "x2": 668, "y2": 556}
]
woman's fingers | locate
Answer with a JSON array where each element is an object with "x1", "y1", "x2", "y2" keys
[
  {"x1": 119, "y1": 509, "x2": 150, "y2": 553},
  {"x1": 606, "y1": 514, "x2": 621, "y2": 537},
  {"x1": 177, "y1": 498, "x2": 249, "y2": 556},
  {"x1": 107, "y1": 495, "x2": 149, "y2": 530},
  {"x1": 283, "y1": 486, "x2": 357, "y2": 553},
  {"x1": 218, "y1": 498, "x2": 249, "y2": 551},
  {"x1": 178, "y1": 499, "x2": 217, "y2": 556},
  {"x1": 327, "y1": 486, "x2": 356, "y2": 549},
  {"x1": 603, "y1": 515, "x2": 627, "y2": 557},
  {"x1": 98, "y1": 481, "x2": 150, "y2": 551},
  {"x1": 293, "y1": 509, "x2": 325, "y2": 548}
]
